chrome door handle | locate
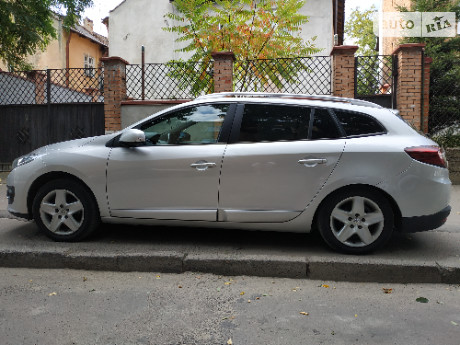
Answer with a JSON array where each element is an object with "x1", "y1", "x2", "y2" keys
[
  {"x1": 298, "y1": 158, "x2": 327, "y2": 167},
  {"x1": 190, "y1": 161, "x2": 216, "y2": 171}
]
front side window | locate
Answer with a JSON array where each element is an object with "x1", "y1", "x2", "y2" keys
[
  {"x1": 138, "y1": 104, "x2": 229, "y2": 145},
  {"x1": 238, "y1": 104, "x2": 311, "y2": 142}
]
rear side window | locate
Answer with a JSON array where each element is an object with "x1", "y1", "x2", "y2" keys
[
  {"x1": 238, "y1": 104, "x2": 310, "y2": 142},
  {"x1": 334, "y1": 110, "x2": 386, "y2": 136},
  {"x1": 311, "y1": 108, "x2": 342, "y2": 140}
]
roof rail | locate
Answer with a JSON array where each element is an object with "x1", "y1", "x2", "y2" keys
[{"x1": 196, "y1": 92, "x2": 382, "y2": 109}]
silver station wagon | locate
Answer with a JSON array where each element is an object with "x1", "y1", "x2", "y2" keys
[{"x1": 7, "y1": 92, "x2": 451, "y2": 254}]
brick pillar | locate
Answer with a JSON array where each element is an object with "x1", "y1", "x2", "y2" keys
[
  {"x1": 422, "y1": 57, "x2": 432, "y2": 133},
  {"x1": 101, "y1": 56, "x2": 129, "y2": 132},
  {"x1": 393, "y1": 43, "x2": 426, "y2": 130},
  {"x1": 211, "y1": 52, "x2": 235, "y2": 93},
  {"x1": 28, "y1": 71, "x2": 46, "y2": 104},
  {"x1": 330, "y1": 45, "x2": 358, "y2": 98}
]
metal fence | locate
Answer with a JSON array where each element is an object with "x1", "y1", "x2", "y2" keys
[
  {"x1": 0, "y1": 68, "x2": 104, "y2": 105},
  {"x1": 233, "y1": 56, "x2": 332, "y2": 95},
  {"x1": 354, "y1": 55, "x2": 396, "y2": 108},
  {"x1": 126, "y1": 60, "x2": 214, "y2": 100},
  {"x1": 428, "y1": 60, "x2": 460, "y2": 135}
]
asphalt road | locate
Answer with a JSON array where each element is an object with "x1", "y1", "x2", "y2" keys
[{"x1": 1, "y1": 267, "x2": 459, "y2": 345}]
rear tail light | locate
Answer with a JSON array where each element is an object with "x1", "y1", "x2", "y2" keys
[{"x1": 404, "y1": 146, "x2": 447, "y2": 168}]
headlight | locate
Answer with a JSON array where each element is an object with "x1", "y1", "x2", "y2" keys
[{"x1": 12, "y1": 153, "x2": 37, "y2": 169}]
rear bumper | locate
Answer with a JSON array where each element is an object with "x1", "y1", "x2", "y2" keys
[{"x1": 398, "y1": 206, "x2": 451, "y2": 233}]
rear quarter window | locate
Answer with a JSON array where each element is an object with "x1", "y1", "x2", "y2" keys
[{"x1": 334, "y1": 110, "x2": 386, "y2": 136}]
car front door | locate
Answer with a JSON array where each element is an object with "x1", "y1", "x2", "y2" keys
[
  {"x1": 106, "y1": 103, "x2": 234, "y2": 221},
  {"x1": 218, "y1": 103, "x2": 346, "y2": 223}
]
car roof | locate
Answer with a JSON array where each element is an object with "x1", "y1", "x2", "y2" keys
[{"x1": 195, "y1": 92, "x2": 383, "y2": 109}]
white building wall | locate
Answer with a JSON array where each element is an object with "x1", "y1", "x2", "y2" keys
[{"x1": 108, "y1": 0, "x2": 333, "y2": 64}]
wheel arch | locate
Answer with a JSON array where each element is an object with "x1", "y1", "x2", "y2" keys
[
  {"x1": 311, "y1": 184, "x2": 402, "y2": 232},
  {"x1": 27, "y1": 172, "x2": 99, "y2": 218}
]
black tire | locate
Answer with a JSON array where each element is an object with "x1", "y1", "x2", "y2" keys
[
  {"x1": 317, "y1": 187, "x2": 394, "y2": 254},
  {"x1": 32, "y1": 179, "x2": 100, "y2": 241}
]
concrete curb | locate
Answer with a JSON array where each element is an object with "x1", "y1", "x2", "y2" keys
[{"x1": 1, "y1": 248, "x2": 459, "y2": 283}]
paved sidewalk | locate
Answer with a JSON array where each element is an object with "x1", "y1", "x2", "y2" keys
[{"x1": 0, "y1": 173, "x2": 459, "y2": 283}]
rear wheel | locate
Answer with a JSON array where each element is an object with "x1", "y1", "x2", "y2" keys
[
  {"x1": 32, "y1": 179, "x2": 100, "y2": 241},
  {"x1": 317, "y1": 187, "x2": 394, "y2": 254}
]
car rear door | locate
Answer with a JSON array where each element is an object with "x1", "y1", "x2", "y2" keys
[{"x1": 218, "y1": 103, "x2": 346, "y2": 223}]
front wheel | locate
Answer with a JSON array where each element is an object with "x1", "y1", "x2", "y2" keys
[
  {"x1": 32, "y1": 179, "x2": 100, "y2": 241},
  {"x1": 317, "y1": 187, "x2": 394, "y2": 254}
]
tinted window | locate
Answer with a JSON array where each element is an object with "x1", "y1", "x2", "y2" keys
[
  {"x1": 334, "y1": 110, "x2": 385, "y2": 136},
  {"x1": 311, "y1": 108, "x2": 342, "y2": 140},
  {"x1": 238, "y1": 104, "x2": 310, "y2": 142},
  {"x1": 138, "y1": 104, "x2": 229, "y2": 145}
]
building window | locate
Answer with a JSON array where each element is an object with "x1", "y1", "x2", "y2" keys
[{"x1": 84, "y1": 55, "x2": 95, "y2": 77}]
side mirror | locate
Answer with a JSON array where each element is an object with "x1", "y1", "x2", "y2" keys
[{"x1": 119, "y1": 129, "x2": 146, "y2": 147}]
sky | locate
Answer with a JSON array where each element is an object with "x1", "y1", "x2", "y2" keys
[{"x1": 82, "y1": 0, "x2": 382, "y2": 37}]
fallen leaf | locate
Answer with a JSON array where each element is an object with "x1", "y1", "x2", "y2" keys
[
  {"x1": 225, "y1": 282, "x2": 231, "y2": 286},
  {"x1": 247, "y1": 300, "x2": 251, "y2": 303},
  {"x1": 255, "y1": 297, "x2": 260, "y2": 300},
  {"x1": 227, "y1": 338, "x2": 233, "y2": 345},
  {"x1": 299, "y1": 312, "x2": 309, "y2": 316},
  {"x1": 382, "y1": 288, "x2": 393, "y2": 294},
  {"x1": 451, "y1": 321, "x2": 458, "y2": 326},
  {"x1": 240, "y1": 292, "x2": 245, "y2": 296},
  {"x1": 48, "y1": 292, "x2": 57, "y2": 296},
  {"x1": 416, "y1": 297, "x2": 429, "y2": 303},
  {"x1": 321, "y1": 284, "x2": 330, "y2": 288},
  {"x1": 355, "y1": 314, "x2": 358, "y2": 318},
  {"x1": 178, "y1": 285, "x2": 183, "y2": 288},
  {"x1": 83, "y1": 277, "x2": 87, "y2": 282},
  {"x1": 263, "y1": 294, "x2": 268, "y2": 296}
]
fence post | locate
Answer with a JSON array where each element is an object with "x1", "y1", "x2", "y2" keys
[
  {"x1": 330, "y1": 45, "x2": 358, "y2": 98},
  {"x1": 211, "y1": 51, "x2": 235, "y2": 93},
  {"x1": 422, "y1": 56, "x2": 432, "y2": 133},
  {"x1": 101, "y1": 56, "x2": 129, "y2": 132},
  {"x1": 392, "y1": 43, "x2": 426, "y2": 131}
]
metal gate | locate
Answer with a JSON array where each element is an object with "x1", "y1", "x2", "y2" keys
[
  {"x1": 354, "y1": 55, "x2": 397, "y2": 108},
  {"x1": 0, "y1": 68, "x2": 105, "y2": 170}
]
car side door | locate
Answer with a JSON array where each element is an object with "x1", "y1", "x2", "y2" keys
[
  {"x1": 218, "y1": 103, "x2": 346, "y2": 223},
  {"x1": 106, "y1": 103, "x2": 235, "y2": 221}
]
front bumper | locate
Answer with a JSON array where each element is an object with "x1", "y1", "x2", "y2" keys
[{"x1": 398, "y1": 205, "x2": 451, "y2": 233}]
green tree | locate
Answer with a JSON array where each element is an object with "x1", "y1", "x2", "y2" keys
[
  {"x1": 345, "y1": 5, "x2": 385, "y2": 97},
  {"x1": 0, "y1": 0, "x2": 93, "y2": 70},
  {"x1": 397, "y1": 0, "x2": 460, "y2": 134},
  {"x1": 344, "y1": 5, "x2": 378, "y2": 56},
  {"x1": 163, "y1": 0, "x2": 322, "y2": 95}
]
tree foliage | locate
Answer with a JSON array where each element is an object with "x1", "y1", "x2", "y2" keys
[
  {"x1": 344, "y1": 5, "x2": 378, "y2": 56},
  {"x1": 398, "y1": 0, "x2": 460, "y2": 134},
  {"x1": 163, "y1": 0, "x2": 322, "y2": 95},
  {"x1": 0, "y1": 0, "x2": 93, "y2": 70}
]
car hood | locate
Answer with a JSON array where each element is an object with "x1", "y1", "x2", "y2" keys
[{"x1": 32, "y1": 134, "x2": 116, "y2": 155}]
